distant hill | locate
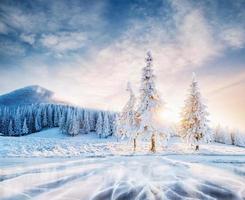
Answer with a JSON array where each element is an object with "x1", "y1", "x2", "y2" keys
[{"x1": 0, "y1": 85, "x2": 67, "y2": 106}]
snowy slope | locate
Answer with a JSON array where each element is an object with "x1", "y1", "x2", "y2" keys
[
  {"x1": 0, "y1": 128, "x2": 244, "y2": 157},
  {"x1": 0, "y1": 85, "x2": 66, "y2": 106}
]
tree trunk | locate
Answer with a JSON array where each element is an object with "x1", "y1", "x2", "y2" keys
[
  {"x1": 133, "y1": 138, "x2": 136, "y2": 152},
  {"x1": 150, "y1": 133, "x2": 156, "y2": 153}
]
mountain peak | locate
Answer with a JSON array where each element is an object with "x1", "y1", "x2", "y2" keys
[{"x1": 0, "y1": 85, "x2": 64, "y2": 106}]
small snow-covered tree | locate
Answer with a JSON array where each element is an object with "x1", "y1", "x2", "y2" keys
[
  {"x1": 59, "y1": 109, "x2": 67, "y2": 134},
  {"x1": 48, "y1": 105, "x2": 54, "y2": 127},
  {"x1": 35, "y1": 107, "x2": 42, "y2": 132},
  {"x1": 8, "y1": 119, "x2": 14, "y2": 136},
  {"x1": 96, "y1": 112, "x2": 103, "y2": 138},
  {"x1": 89, "y1": 111, "x2": 96, "y2": 131},
  {"x1": 14, "y1": 107, "x2": 22, "y2": 136},
  {"x1": 68, "y1": 112, "x2": 80, "y2": 136},
  {"x1": 53, "y1": 107, "x2": 59, "y2": 127},
  {"x1": 22, "y1": 118, "x2": 29, "y2": 135},
  {"x1": 83, "y1": 110, "x2": 91, "y2": 134},
  {"x1": 116, "y1": 82, "x2": 138, "y2": 150},
  {"x1": 35, "y1": 116, "x2": 42, "y2": 132},
  {"x1": 234, "y1": 130, "x2": 245, "y2": 147},
  {"x1": 179, "y1": 73, "x2": 211, "y2": 150},
  {"x1": 136, "y1": 52, "x2": 162, "y2": 152},
  {"x1": 102, "y1": 112, "x2": 110, "y2": 138},
  {"x1": 42, "y1": 108, "x2": 48, "y2": 127}
]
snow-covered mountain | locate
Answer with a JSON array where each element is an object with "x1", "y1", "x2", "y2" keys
[{"x1": 0, "y1": 85, "x2": 66, "y2": 106}]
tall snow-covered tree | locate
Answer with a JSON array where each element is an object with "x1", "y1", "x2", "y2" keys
[
  {"x1": 116, "y1": 82, "x2": 137, "y2": 150},
  {"x1": 136, "y1": 52, "x2": 162, "y2": 152},
  {"x1": 22, "y1": 118, "x2": 29, "y2": 135},
  {"x1": 179, "y1": 73, "x2": 211, "y2": 150}
]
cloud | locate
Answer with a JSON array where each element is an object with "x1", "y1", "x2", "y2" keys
[
  {"x1": 0, "y1": 40, "x2": 25, "y2": 56},
  {"x1": 40, "y1": 32, "x2": 86, "y2": 54},
  {"x1": 0, "y1": 0, "x2": 107, "y2": 56},
  {"x1": 0, "y1": 0, "x2": 106, "y2": 33},
  {"x1": 0, "y1": 21, "x2": 9, "y2": 34},
  {"x1": 20, "y1": 33, "x2": 35, "y2": 45},
  {"x1": 221, "y1": 27, "x2": 245, "y2": 48}
]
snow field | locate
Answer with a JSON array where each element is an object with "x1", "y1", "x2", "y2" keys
[{"x1": 0, "y1": 128, "x2": 244, "y2": 157}]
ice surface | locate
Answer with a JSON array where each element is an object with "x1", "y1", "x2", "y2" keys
[{"x1": 0, "y1": 155, "x2": 245, "y2": 200}]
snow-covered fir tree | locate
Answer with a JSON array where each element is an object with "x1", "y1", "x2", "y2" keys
[
  {"x1": 22, "y1": 118, "x2": 29, "y2": 135},
  {"x1": 35, "y1": 108, "x2": 42, "y2": 132},
  {"x1": 116, "y1": 82, "x2": 137, "y2": 150},
  {"x1": 59, "y1": 110, "x2": 67, "y2": 134},
  {"x1": 179, "y1": 73, "x2": 211, "y2": 150},
  {"x1": 136, "y1": 52, "x2": 162, "y2": 152},
  {"x1": 42, "y1": 108, "x2": 48, "y2": 127},
  {"x1": 96, "y1": 112, "x2": 103, "y2": 138},
  {"x1": 48, "y1": 105, "x2": 54, "y2": 128},
  {"x1": 35, "y1": 116, "x2": 42, "y2": 132},
  {"x1": 83, "y1": 110, "x2": 91, "y2": 134},
  {"x1": 89, "y1": 110, "x2": 96, "y2": 131},
  {"x1": 8, "y1": 119, "x2": 14, "y2": 136},
  {"x1": 102, "y1": 112, "x2": 110, "y2": 138},
  {"x1": 14, "y1": 107, "x2": 22, "y2": 136},
  {"x1": 68, "y1": 112, "x2": 80, "y2": 136}
]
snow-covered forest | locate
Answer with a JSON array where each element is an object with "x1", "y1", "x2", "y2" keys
[{"x1": 0, "y1": 104, "x2": 116, "y2": 137}]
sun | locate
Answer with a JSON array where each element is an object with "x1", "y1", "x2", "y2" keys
[{"x1": 158, "y1": 107, "x2": 180, "y2": 124}]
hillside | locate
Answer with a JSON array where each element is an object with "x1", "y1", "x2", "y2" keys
[{"x1": 0, "y1": 85, "x2": 66, "y2": 106}]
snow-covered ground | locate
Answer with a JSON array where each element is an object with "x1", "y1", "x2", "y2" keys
[
  {"x1": 0, "y1": 128, "x2": 245, "y2": 157},
  {"x1": 0, "y1": 128, "x2": 245, "y2": 199}
]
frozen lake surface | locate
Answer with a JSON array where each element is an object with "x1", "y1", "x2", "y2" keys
[
  {"x1": 1, "y1": 155, "x2": 245, "y2": 200},
  {"x1": 1, "y1": 129, "x2": 245, "y2": 199}
]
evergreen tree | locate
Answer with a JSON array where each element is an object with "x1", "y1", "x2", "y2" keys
[
  {"x1": 22, "y1": 118, "x2": 29, "y2": 135},
  {"x1": 83, "y1": 110, "x2": 91, "y2": 133},
  {"x1": 42, "y1": 108, "x2": 48, "y2": 127},
  {"x1": 68, "y1": 112, "x2": 80, "y2": 136},
  {"x1": 179, "y1": 73, "x2": 211, "y2": 150},
  {"x1": 116, "y1": 82, "x2": 137, "y2": 150},
  {"x1": 89, "y1": 111, "x2": 96, "y2": 131},
  {"x1": 102, "y1": 112, "x2": 110, "y2": 138},
  {"x1": 136, "y1": 52, "x2": 162, "y2": 152},
  {"x1": 53, "y1": 106, "x2": 59, "y2": 127},
  {"x1": 35, "y1": 116, "x2": 42, "y2": 132},
  {"x1": 59, "y1": 111, "x2": 66, "y2": 134},
  {"x1": 14, "y1": 107, "x2": 22, "y2": 136},
  {"x1": 48, "y1": 105, "x2": 54, "y2": 127},
  {"x1": 96, "y1": 112, "x2": 103, "y2": 138},
  {"x1": 8, "y1": 119, "x2": 14, "y2": 136}
]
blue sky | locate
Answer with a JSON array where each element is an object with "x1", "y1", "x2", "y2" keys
[{"x1": 0, "y1": 0, "x2": 245, "y2": 130}]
